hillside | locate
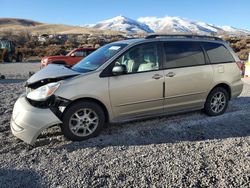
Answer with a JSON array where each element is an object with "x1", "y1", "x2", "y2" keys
[
  {"x1": 0, "y1": 18, "x2": 122, "y2": 35},
  {"x1": 0, "y1": 18, "x2": 41, "y2": 26},
  {"x1": 0, "y1": 18, "x2": 249, "y2": 61},
  {"x1": 2, "y1": 17, "x2": 250, "y2": 36}
]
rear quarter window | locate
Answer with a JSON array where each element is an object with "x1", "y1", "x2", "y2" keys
[
  {"x1": 163, "y1": 41, "x2": 206, "y2": 69},
  {"x1": 202, "y1": 42, "x2": 235, "y2": 64}
]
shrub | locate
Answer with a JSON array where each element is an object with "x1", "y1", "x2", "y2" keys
[
  {"x1": 44, "y1": 46, "x2": 67, "y2": 56},
  {"x1": 237, "y1": 49, "x2": 250, "y2": 60}
]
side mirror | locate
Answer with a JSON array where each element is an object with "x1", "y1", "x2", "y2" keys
[
  {"x1": 112, "y1": 65, "x2": 127, "y2": 76},
  {"x1": 70, "y1": 53, "x2": 75, "y2": 57}
]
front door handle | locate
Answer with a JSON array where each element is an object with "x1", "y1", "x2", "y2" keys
[
  {"x1": 166, "y1": 72, "x2": 176, "y2": 77},
  {"x1": 152, "y1": 74, "x2": 163, "y2": 80}
]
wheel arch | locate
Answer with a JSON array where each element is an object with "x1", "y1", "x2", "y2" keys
[
  {"x1": 64, "y1": 97, "x2": 110, "y2": 123},
  {"x1": 209, "y1": 83, "x2": 231, "y2": 100}
]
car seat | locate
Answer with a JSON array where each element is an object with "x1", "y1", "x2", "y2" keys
[{"x1": 138, "y1": 53, "x2": 158, "y2": 72}]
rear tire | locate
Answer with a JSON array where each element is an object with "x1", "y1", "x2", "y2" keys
[
  {"x1": 204, "y1": 87, "x2": 229, "y2": 116},
  {"x1": 61, "y1": 101, "x2": 105, "y2": 141}
]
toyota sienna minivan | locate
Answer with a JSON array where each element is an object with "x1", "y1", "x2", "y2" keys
[{"x1": 11, "y1": 34, "x2": 243, "y2": 144}]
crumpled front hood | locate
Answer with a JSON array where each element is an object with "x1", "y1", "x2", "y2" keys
[{"x1": 26, "y1": 64, "x2": 80, "y2": 88}]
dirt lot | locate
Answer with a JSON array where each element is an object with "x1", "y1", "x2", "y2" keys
[
  {"x1": 0, "y1": 62, "x2": 40, "y2": 79},
  {"x1": 0, "y1": 64, "x2": 250, "y2": 187}
]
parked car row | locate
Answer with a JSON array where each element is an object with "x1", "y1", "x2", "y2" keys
[{"x1": 11, "y1": 34, "x2": 243, "y2": 145}]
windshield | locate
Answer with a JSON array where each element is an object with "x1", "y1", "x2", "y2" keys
[{"x1": 72, "y1": 43, "x2": 127, "y2": 73}]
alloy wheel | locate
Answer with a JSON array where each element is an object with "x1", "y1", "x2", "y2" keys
[
  {"x1": 69, "y1": 108, "x2": 99, "y2": 137},
  {"x1": 210, "y1": 92, "x2": 226, "y2": 113}
]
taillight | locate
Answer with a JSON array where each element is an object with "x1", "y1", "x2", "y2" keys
[{"x1": 236, "y1": 61, "x2": 244, "y2": 71}]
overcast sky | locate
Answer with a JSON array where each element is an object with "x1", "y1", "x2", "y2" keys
[{"x1": 1, "y1": 0, "x2": 250, "y2": 30}]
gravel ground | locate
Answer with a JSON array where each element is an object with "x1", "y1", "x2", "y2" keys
[
  {"x1": 0, "y1": 62, "x2": 40, "y2": 79},
  {"x1": 0, "y1": 67, "x2": 250, "y2": 187}
]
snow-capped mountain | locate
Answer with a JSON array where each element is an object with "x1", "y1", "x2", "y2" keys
[
  {"x1": 219, "y1": 26, "x2": 250, "y2": 34},
  {"x1": 138, "y1": 16, "x2": 221, "y2": 34},
  {"x1": 86, "y1": 15, "x2": 250, "y2": 35},
  {"x1": 138, "y1": 16, "x2": 250, "y2": 35},
  {"x1": 88, "y1": 16, "x2": 153, "y2": 34}
]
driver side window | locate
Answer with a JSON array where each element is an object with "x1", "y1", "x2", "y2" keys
[{"x1": 115, "y1": 43, "x2": 159, "y2": 73}]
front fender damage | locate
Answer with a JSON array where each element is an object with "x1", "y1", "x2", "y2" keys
[{"x1": 11, "y1": 96, "x2": 66, "y2": 145}]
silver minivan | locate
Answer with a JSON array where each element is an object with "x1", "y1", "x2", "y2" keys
[{"x1": 11, "y1": 34, "x2": 243, "y2": 144}]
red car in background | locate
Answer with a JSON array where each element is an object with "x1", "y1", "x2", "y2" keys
[{"x1": 40, "y1": 48, "x2": 96, "y2": 68}]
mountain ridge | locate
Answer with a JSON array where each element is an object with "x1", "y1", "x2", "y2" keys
[
  {"x1": 87, "y1": 16, "x2": 153, "y2": 34},
  {"x1": 1, "y1": 17, "x2": 249, "y2": 36},
  {"x1": 0, "y1": 18, "x2": 42, "y2": 26},
  {"x1": 87, "y1": 15, "x2": 250, "y2": 35}
]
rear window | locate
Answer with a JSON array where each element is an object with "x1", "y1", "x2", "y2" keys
[
  {"x1": 202, "y1": 43, "x2": 235, "y2": 64},
  {"x1": 163, "y1": 42, "x2": 205, "y2": 69}
]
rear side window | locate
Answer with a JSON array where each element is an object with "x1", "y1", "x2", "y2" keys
[
  {"x1": 163, "y1": 42, "x2": 205, "y2": 69},
  {"x1": 203, "y1": 43, "x2": 235, "y2": 64}
]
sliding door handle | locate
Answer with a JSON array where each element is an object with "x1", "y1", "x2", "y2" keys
[
  {"x1": 152, "y1": 74, "x2": 163, "y2": 80},
  {"x1": 166, "y1": 72, "x2": 176, "y2": 77}
]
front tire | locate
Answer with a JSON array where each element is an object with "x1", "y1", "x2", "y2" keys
[
  {"x1": 61, "y1": 101, "x2": 105, "y2": 141},
  {"x1": 204, "y1": 87, "x2": 229, "y2": 116}
]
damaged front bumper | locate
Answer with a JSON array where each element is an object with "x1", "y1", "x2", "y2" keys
[{"x1": 11, "y1": 95, "x2": 62, "y2": 145}]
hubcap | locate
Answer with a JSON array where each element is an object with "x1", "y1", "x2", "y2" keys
[
  {"x1": 210, "y1": 92, "x2": 226, "y2": 113},
  {"x1": 69, "y1": 108, "x2": 99, "y2": 137}
]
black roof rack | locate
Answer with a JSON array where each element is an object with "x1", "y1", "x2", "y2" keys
[{"x1": 145, "y1": 34, "x2": 223, "y2": 41}]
